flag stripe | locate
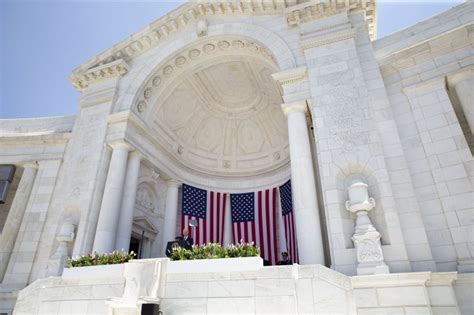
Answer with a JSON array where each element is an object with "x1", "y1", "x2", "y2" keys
[
  {"x1": 272, "y1": 189, "x2": 278, "y2": 265},
  {"x1": 230, "y1": 188, "x2": 279, "y2": 265},
  {"x1": 279, "y1": 180, "x2": 299, "y2": 264}
]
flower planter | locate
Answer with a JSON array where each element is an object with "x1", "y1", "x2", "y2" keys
[
  {"x1": 167, "y1": 256, "x2": 263, "y2": 274},
  {"x1": 62, "y1": 263, "x2": 125, "y2": 279}
]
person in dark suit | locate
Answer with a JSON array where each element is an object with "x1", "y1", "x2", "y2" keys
[
  {"x1": 278, "y1": 252, "x2": 292, "y2": 265},
  {"x1": 181, "y1": 228, "x2": 194, "y2": 250}
]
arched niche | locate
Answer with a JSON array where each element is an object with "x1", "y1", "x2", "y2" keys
[
  {"x1": 334, "y1": 163, "x2": 391, "y2": 249},
  {"x1": 121, "y1": 31, "x2": 295, "y2": 191}
]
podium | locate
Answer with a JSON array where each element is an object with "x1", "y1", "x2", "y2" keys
[{"x1": 165, "y1": 238, "x2": 192, "y2": 257}]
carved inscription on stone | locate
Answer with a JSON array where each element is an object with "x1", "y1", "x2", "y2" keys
[{"x1": 321, "y1": 85, "x2": 369, "y2": 149}]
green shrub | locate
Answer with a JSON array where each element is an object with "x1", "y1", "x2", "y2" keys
[
  {"x1": 67, "y1": 251, "x2": 136, "y2": 268},
  {"x1": 170, "y1": 242, "x2": 259, "y2": 261}
]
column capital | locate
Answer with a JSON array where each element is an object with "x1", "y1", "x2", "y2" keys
[
  {"x1": 21, "y1": 161, "x2": 39, "y2": 170},
  {"x1": 281, "y1": 101, "x2": 308, "y2": 116},
  {"x1": 109, "y1": 140, "x2": 134, "y2": 151},
  {"x1": 166, "y1": 179, "x2": 181, "y2": 188}
]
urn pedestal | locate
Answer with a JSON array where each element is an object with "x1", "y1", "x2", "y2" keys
[{"x1": 345, "y1": 181, "x2": 389, "y2": 275}]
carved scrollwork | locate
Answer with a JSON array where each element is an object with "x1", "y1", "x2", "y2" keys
[{"x1": 357, "y1": 239, "x2": 383, "y2": 262}]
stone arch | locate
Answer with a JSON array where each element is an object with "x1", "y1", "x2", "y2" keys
[
  {"x1": 119, "y1": 22, "x2": 296, "y2": 112},
  {"x1": 116, "y1": 22, "x2": 295, "y2": 190},
  {"x1": 132, "y1": 36, "x2": 279, "y2": 116},
  {"x1": 120, "y1": 24, "x2": 295, "y2": 180}
]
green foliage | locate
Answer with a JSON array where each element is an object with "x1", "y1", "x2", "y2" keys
[
  {"x1": 67, "y1": 251, "x2": 136, "y2": 268},
  {"x1": 170, "y1": 242, "x2": 259, "y2": 261}
]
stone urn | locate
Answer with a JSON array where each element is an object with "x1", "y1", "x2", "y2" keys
[
  {"x1": 345, "y1": 181, "x2": 377, "y2": 235},
  {"x1": 345, "y1": 180, "x2": 389, "y2": 275}
]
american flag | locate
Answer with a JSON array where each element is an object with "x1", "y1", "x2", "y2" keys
[
  {"x1": 279, "y1": 180, "x2": 299, "y2": 263},
  {"x1": 181, "y1": 184, "x2": 227, "y2": 246},
  {"x1": 230, "y1": 188, "x2": 279, "y2": 265}
]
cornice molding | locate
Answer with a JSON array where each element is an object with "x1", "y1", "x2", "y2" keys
[
  {"x1": 72, "y1": 1, "x2": 286, "y2": 74},
  {"x1": 426, "y1": 272, "x2": 457, "y2": 286},
  {"x1": 272, "y1": 66, "x2": 308, "y2": 87},
  {"x1": 0, "y1": 133, "x2": 71, "y2": 143},
  {"x1": 351, "y1": 272, "x2": 432, "y2": 288},
  {"x1": 285, "y1": 0, "x2": 376, "y2": 39},
  {"x1": 300, "y1": 28, "x2": 356, "y2": 50},
  {"x1": 71, "y1": 0, "x2": 376, "y2": 77},
  {"x1": 70, "y1": 59, "x2": 129, "y2": 91}
]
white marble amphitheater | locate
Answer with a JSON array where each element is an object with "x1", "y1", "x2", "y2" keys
[{"x1": 0, "y1": 0, "x2": 473, "y2": 314}]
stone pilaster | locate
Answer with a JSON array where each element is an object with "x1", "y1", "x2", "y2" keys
[
  {"x1": 0, "y1": 162, "x2": 38, "y2": 282},
  {"x1": 3, "y1": 160, "x2": 62, "y2": 285}
]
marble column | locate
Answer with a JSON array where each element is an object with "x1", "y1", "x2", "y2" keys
[
  {"x1": 161, "y1": 180, "x2": 180, "y2": 254},
  {"x1": 223, "y1": 193, "x2": 232, "y2": 246},
  {"x1": 450, "y1": 69, "x2": 474, "y2": 134},
  {"x1": 93, "y1": 142, "x2": 132, "y2": 254},
  {"x1": 277, "y1": 202, "x2": 288, "y2": 255},
  {"x1": 115, "y1": 152, "x2": 142, "y2": 252},
  {"x1": 282, "y1": 101, "x2": 325, "y2": 265},
  {"x1": 0, "y1": 162, "x2": 38, "y2": 281}
]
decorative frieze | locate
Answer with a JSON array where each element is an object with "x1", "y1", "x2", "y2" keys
[
  {"x1": 285, "y1": 0, "x2": 376, "y2": 39},
  {"x1": 300, "y1": 28, "x2": 356, "y2": 50},
  {"x1": 71, "y1": 0, "x2": 375, "y2": 78}
]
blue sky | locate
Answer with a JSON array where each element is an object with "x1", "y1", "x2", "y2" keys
[{"x1": 0, "y1": 0, "x2": 464, "y2": 119}]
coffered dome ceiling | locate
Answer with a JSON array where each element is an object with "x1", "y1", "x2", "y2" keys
[{"x1": 136, "y1": 38, "x2": 289, "y2": 177}]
